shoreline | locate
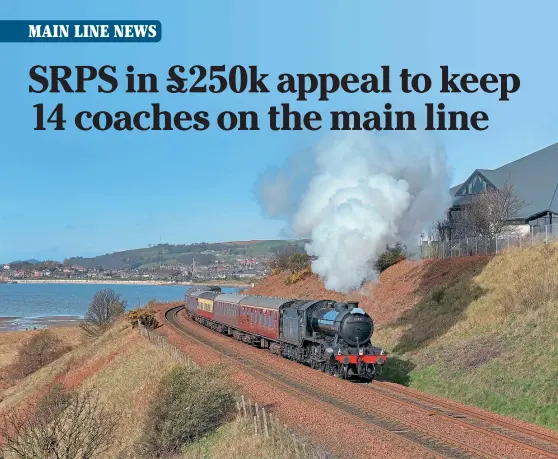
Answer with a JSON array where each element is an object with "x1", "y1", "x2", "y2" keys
[
  {"x1": 6, "y1": 279, "x2": 254, "y2": 288},
  {"x1": 0, "y1": 315, "x2": 82, "y2": 332}
]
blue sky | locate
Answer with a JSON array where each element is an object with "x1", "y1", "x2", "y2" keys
[{"x1": 0, "y1": 0, "x2": 557, "y2": 262}]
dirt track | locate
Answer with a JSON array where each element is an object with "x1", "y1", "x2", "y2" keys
[{"x1": 155, "y1": 304, "x2": 558, "y2": 459}]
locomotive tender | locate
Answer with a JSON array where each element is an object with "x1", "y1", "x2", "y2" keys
[{"x1": 185, "y1": 287, "x2": 386, "y2": 380}]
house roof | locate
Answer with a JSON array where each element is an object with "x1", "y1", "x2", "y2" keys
[{"x1": 450, "y1": 143, "x2": 558, "y2": 219}]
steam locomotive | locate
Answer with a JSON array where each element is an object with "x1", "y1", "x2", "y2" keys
[{"x1": 185, "y1": 287, "x2": 386, "y2": 380}]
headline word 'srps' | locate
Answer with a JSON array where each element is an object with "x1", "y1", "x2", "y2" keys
[{"x1": 28, "y1": 65, "x2": 520, "y2": 102}]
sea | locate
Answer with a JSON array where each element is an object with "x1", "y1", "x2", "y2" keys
[{"x1": 0, "y1": 283, "x2": 240, "y2": 331}]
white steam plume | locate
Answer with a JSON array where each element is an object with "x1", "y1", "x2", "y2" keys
[{"x1": 256, "y1": 133, "x2": 451, "y2": 293}]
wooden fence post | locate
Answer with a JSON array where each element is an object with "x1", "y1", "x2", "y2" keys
[
  {"x1": 262, "y1": 407, "x2": 269, "y2": 438},
  {"x1": 241, "y1": 395, "x2": 247, "y2": 419}
]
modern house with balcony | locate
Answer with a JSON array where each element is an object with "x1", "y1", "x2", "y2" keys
[{"x1": 448, "y1": 142, "x2": 558, "y2": 235}]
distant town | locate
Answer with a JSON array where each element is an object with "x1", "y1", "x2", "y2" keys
[
  {"x1": 0, "y1": 257, "x2": 267, "y2": 283},
  {"x1": 0, "y1": 240, "x2": 307, "y2": 284}
]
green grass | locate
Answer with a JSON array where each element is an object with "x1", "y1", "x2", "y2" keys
[{"x1": 376, "y1": 244, "x2": 558, "y2": 431}]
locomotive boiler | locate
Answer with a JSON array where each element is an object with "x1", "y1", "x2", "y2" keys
[{"x1": 311, "y1": 301, "x2": 374, "y2": 347}]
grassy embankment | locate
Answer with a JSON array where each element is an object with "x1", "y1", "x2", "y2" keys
[
  {"x1": 0, "y1": 316, "x2": 320, "y2": 458},
  {"x1": 0, "y1": 328, "x2": 82, "y2": 389},
  {"x1": 375, "y1": 244, "x2": 558, "y2": 430}
]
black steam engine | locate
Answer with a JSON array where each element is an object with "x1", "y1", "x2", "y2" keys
[{"x1": 280, "y1": 299, "x2": 386, "y2": 380}]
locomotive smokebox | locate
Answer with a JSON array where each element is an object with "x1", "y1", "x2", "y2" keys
[{"x1": 311, "y1": 302, "x2": 374, "y2": 347}]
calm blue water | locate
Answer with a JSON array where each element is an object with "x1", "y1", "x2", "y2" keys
[{"x1": 0, "y1": 283, "x2": 239, "y2": 330}]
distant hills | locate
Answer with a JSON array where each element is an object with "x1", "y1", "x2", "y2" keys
[
  {"x1": 7, "y1": 259, "x2": 40, "y2": 265},
  {"x1": 61, "y1": 240, "x2": 309, "y2": 270}
]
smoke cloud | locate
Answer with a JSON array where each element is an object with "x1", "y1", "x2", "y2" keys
[{"x1": 256, "y1": 133, "x2": 451, "y2": 293}]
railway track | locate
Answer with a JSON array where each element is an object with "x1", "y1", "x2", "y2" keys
[
  {"x1": 370, "y1": 382, "x2": 558, "y2": 458},
  {"x1": 164, "y1": 306, "x2": 557, "y2": 459}
]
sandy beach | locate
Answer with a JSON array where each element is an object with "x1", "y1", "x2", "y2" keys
[{"x1": 0, "y1": 315, "x2": 82, "y2": 331}]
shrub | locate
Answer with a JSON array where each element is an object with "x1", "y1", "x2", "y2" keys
[
  {"x1": 81, "y1": 288, "x2": 127, "y2": 337},
  {"x1": 431, "y1": 287, "x2": 446, "y2": 304},
  {"x1": 138, "y1": 365, "x2": 236, "y2": 458},
  {"x1": 374, "y1": 242, "x2": 407, "y2": 273},
  {"x1": 268, "y1": 249, "x2": 311, "y2": 273},
  {"x1": 0, "y1": 385, "x2": 119, "y2": 459},
  {"x1": 284, "y1": 264, "x2": 312, "y2": 285},
  {"x1": 146, "y1": 298, "x2": 157, "y2": 308},
  {"x1": 127, "y1": 307, "x2": 159, "y2": 329},
  {"x1": 10, "y1": 329, "x2": 71, "y2": 379}
]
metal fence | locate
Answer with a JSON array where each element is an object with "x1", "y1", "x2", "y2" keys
[{"x1": 420, "y1": 225, "x2": 558, "y2": 259}]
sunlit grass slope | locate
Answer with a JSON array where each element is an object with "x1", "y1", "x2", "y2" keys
[{"x1": 376, "y1": 244, "x2": 558, "y2": 429}]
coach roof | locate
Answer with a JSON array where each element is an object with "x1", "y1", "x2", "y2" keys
[
  {"x1": 214, "y1": 293, "x2": 248, "y2": 304},
  {"x1": 187, "y1": 289, "x2": 207, "y2": 299},
  {"x1": 240, "y1": 295, "x2": 293, "y2": 310},
  {"x1": 198, "y1": 291, "x2": 220, "y2": 300}
]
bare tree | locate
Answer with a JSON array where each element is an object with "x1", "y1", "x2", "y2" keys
[
  {"x1": 0, "y1": 384, "x2": 120, "y2": 459},
  {"x1": 447, "y1": 184, "x2": 526, "y2": 238},
  {"x1": 81, "y1": 288, "x2": 126, "y2": 337},
  {"x1": 431, "y1": 219, "x2": 452, "y2": 242},
  {"x1": 10, "y1": 330, "x2": 70, "y2": 379}
]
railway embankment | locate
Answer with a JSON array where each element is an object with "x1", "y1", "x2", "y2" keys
[
  {"x1": 0, "y1": 309, "x2": 321, "y2": 458},
  {"x1": 246, "y1": 244, "x2": 558, "y2": 431}
]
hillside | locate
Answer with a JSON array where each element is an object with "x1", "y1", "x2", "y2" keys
[
  {"x1": 63, "y1": 240, "x2": 308, "y2": 270},
  {"x1": 246, "y1": 245, "x2": 558, "y2": 430},
  {"x1": 0, "y1": 327, "x2": 82, "y2": 390},
  {"x1": 0, "y1": 313, "x2": 320, "y2": 459}
]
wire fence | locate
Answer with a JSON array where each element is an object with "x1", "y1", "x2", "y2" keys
[
  {"x1": 420, "y1": 224, "x2": 558, "y2": 259},
  {"x1": 136, "y1": 320, "x2": 314, "y2": 454}
]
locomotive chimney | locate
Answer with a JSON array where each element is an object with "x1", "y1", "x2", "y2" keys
[{"x1": 347, "y1": 301, "x2": 359, "y2": 311}]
